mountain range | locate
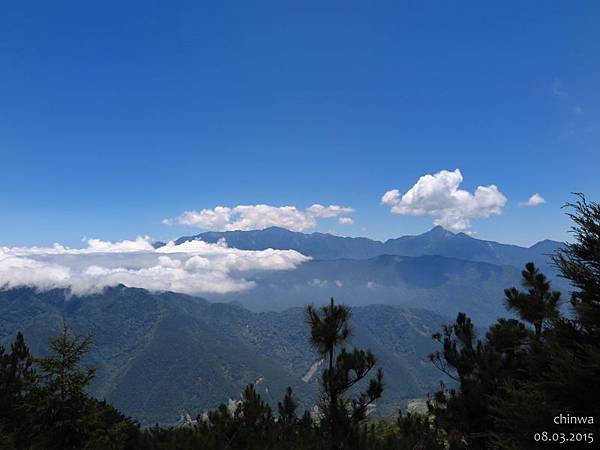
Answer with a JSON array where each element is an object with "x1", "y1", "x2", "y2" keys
[
  {"x1": 210, "y1": 254, "x2": 521, "y2": 324},
  {"x1": 0, "y1": 226, "x2": 568, "y2": 425},
  {"x1": 170, "y1": 226, "x2": 566, "y2": 324},
  {"x1": 172, "y1": 225, "x2": 563, "y2": 269},
  {"x1": 0, "y1": 286, "x2": 447, "y2": 426}
]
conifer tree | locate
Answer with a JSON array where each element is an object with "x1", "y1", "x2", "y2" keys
[
  {"x1": 0, "y1": 332, "x2": 34, "y2": 448},
  {"x1": 553, "y1": 193, "x2": 600, "y2": 339},
  {"x1": 235, "y1": 383, "x2": 274, "y2": 445},
  {"x1": 504, "y1": 262, "x2": 561, "y2": 337},
  {"x1": 486, "y1": 195, "x2": 600, "y2": 448},
  {"x1": 0, "y1": 325, "x2": 141, "y2": 449},
  {"x1": 306, "y1": 298, "x2": 384, "y2": 449},
  {"x1": 421, "y1": 194, "x2": 600, "y2": 449},
  {"x1": 425, "y1": 313, "x2": 536, "y2": 448},
  {"x1": 277, "y1": 386, "x2": 298, "y2": 426},
  {"x1": 27, "y1": 322, "x2": 97, "y2": 449}
]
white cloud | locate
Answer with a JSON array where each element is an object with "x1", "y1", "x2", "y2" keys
[
  {"x1": 381, "y1": 169, "x2": 507, "y2": 232},
  {"x1": 308, "y1": 278, "x2": 328, "y2": 288},
  {"x1": 306, "y1": 204, "x2": 354, "y2": 218},
  {"x1": 381, "y1": 189, "x2": 400, "y2": 206},
  {"x1": 338, "y1": 217, "x2": 354, "y2": 225},
  {"x1": 164, "y1": 204, "x2": 354, "y2": 232},
  {"x1": 4, "y1": 236, "x2": 154, "y2": 256},
  {"x1": 519, "y1": 193, "x2": 545, "y2": 207},
  {"x1": 0, "y1": 237, "x2": 310, "y2": 296}
]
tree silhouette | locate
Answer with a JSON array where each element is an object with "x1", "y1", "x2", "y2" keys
[
  {"x1": 306, "y1": 298, "x2": 383, "y2": 449},
  {"x1": 0, "y1": 332, "x2": 35, "y2": 448},
  {"x1": 553, "y1": 193, "x2": 600, "y2": 339},
  {"x1": 277, "y1": 386, "x2": 298, "y2": 426},
  {"x1": 504, "y1": 262, "x2": 561, "y2": 337},
  {"x1": 27, "y1": 323, "x2": 97, "y2": 449}
]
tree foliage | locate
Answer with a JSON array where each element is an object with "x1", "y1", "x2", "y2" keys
[
  {"x1": 504, "y1": 262, "x2": 561, "y2": 336},
  {"x1": 306, "y1": 298, "x2": 384, "y2": 449},
  {"x1": 0, "y1": 324, "x2": 140, "y2": 450},
  {"x1": 399, "y1": 194, "x2": 600, "y2": 449}
]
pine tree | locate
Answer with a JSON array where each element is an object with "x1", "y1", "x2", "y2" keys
[
  {"x1": 504, "y1": 262, "x2": 561, "y2": 337},
  {"x1": 235, "y1": 383, "x2": 274, "y2": 446},
  {"x1": 553, "y1": 193, "x2": 600, "y2": 339},
  {"x1": 306, "y1": 298, "x2": 384, "y2": 449},
  {"x1": 27, "y1": 322, "x2": 96, "y2": 449},
  {"x1": 277, "y1": 387, "x2": 298, "y2": 426},
  {"x1": 484, "y1": 194, "x2": 600, "y2": 448},
  {"x1": 0, "y1": 325, "x2": 142, "y2": 449},
  {"x1": 425, "y1": 311, "x2": 537, "y2": 448},
  {"x1": 0, "y1": 332, "x2": 34, "y2": 448}
]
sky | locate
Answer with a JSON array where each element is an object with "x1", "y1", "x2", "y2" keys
[{"x1": 1, "y1": 0, "x2": 599, "y2": 248}]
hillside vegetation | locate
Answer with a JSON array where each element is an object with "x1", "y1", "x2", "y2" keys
[{"x1": 0, "y1": 288, "x2": 446, "y2": 425}]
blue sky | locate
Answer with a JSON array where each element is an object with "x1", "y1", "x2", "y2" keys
[{"x1": 1, "y1": 1, "x2": 598, "y2": 247}]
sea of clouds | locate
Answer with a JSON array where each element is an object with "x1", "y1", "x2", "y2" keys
[{"x1": 0, "y1": 237, "x2": 310, "y2": 296}]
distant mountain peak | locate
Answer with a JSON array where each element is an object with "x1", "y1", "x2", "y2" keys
[
  {"x1": 529, "y1": 239, "x2": 564, "y2": 252},
  {"x1": 166, "y1": 224, "x2": 560, "y2": 268},
  {"x1": 423, "y1": 225, "x2": 455, "y2": 238},
  {"x1": 261, "y1": 226, "x2": 294, "y2": 233}
]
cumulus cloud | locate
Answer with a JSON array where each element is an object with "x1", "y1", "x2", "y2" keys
[
  {"x1": 519, "y1": 193, "x2": 545, "y2": 207},
  {"x1": 305, "y1": 204, "x2": 354, "y2": 218},
  {"x1": 381, "y1": 169, "x2": 507, "y2": 232},
  {"x1": 0, "y1": 237, "x2": 309, "y2": 296},
  {"x1": 164, "y1": 204, "x2": 354, "y2": 232}
]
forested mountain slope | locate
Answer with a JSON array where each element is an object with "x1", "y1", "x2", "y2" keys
[{"x1": 0, "y1": 286, "x2": 449, "y2": 425}]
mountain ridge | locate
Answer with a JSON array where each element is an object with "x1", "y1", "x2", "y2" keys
[
  {"x1": 0, "y1": 286, "x2": 449, "y2": 426},
  {"x1": 169, "y1": 226, "x2": 563, "y2": 267},
  {"x1": 207, "y1": 252, "x2": 524, "y2": 324}
]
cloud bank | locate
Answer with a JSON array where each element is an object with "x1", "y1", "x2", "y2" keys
[
  {"x1": 519, "y1": 193, "x2": 545, "y2": 207},
  {"x1": 163, "y1": 204, "x2": 354, "y2": 232},
  {"x1": 0, "y1": 237, "x2": 309, "y2": 296},
  {"x1": 381, "y1": 169, "x2": 507, "y2": 232}
]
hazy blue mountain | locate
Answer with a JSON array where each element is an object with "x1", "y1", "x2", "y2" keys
[
  {"x1": 384, "y1": 226, "x2": 560, "y2": 268},
  {"x1": 208, "y1": 254, "x2": 522, "y2": 325},
  {"x1": 1, "y1": 229, "x2": 566, "y2": 425},
  {"x1": 0, "y1": 286, "x2": 449, "y2": 426},
  {"x1": 173, "y1": 226, "x2": 564, "y2": 268},
  {"x1": 168, "y1": 227, "x2": 569, "y2": 324},
  {"x1": 175, "y1": 227, "x2": 384, "y2": 259}
]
